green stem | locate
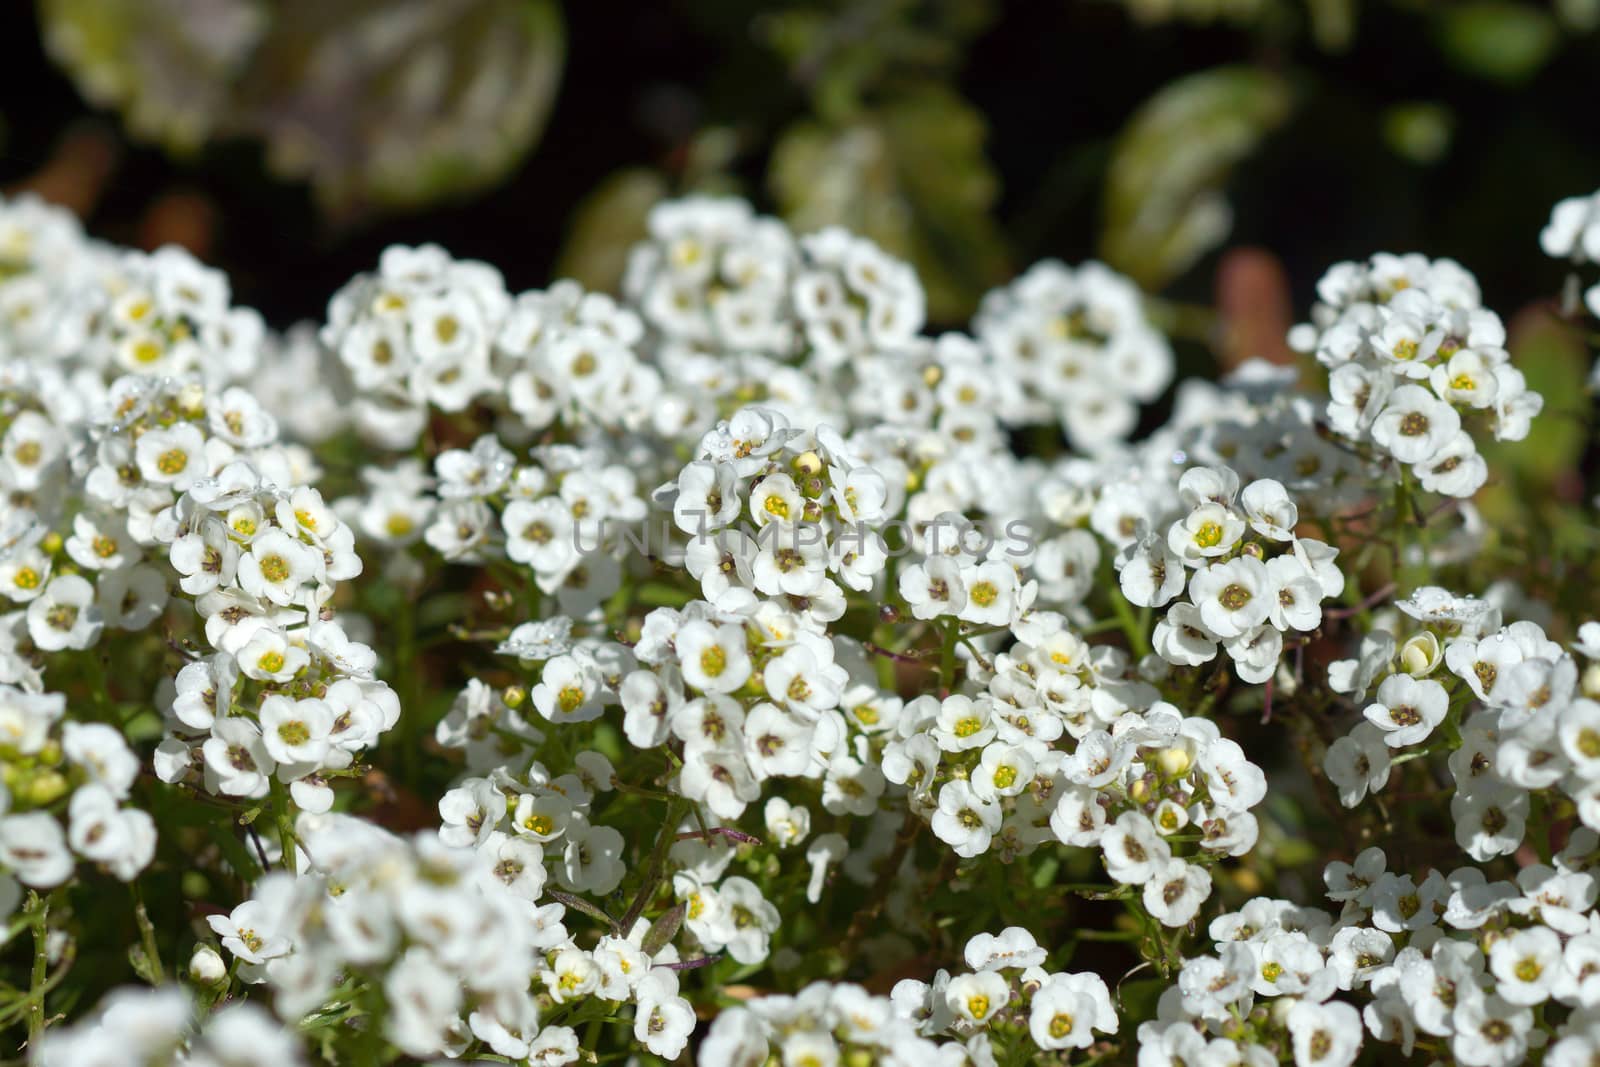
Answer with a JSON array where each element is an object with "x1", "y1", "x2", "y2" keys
[
  {"x1": 397, "y1": 599, "x2": 421, "y2": 789},
  {"x1": 620, "y1": 799, "x2": 689, "y2": 934},
  {"x1": 272, "y1": 780, "x2": 298, "y2": 875},
  {"x1": 939, "y1": 618, "x2": 959, "y2": 694},
  {"x1": 547, "y1": 889, "x2": 622, "y2": 935},
  {"x1": 25, "y1": 891, "x2": 51, "y2": 1044},
  {"x1": 131, "y1": 881, "x2": 164, "y2": 984},
  {"x1": 1111, "y1": 590, "x2": 1152, "y2": 658}
]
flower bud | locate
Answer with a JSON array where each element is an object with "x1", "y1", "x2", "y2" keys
[
  {"x1": 1583, "y1": 663, "x2": 1600, "y2": 700},
  {"x1": 502, "y1": 686, "x2": 526, "y2": 709},
  {"x1": 1400, "y1": 631, "x2": 1441, "y2": 676},
  {"x1": 1154, "y1": 747, "x2": 1191, "y2": 778},
  {"x1": 189, "y1": 945, "x2": 227, "y2": 985},
  {"x1": 25, "y1": 769, "x2": 68, "y2": 807},
  {"x1": 177, "y1": 382, "x2": 207, "y2": 416},
  {"x1": 793, "y1": 451, "x2": 823, "y2": 477}
]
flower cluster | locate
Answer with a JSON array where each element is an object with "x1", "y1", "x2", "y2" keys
[
  {"x1": 38, "y1": 987, "x2": 303, "y2": 1067},
  {"x1": 0, "y1": 193, "x2": 260, "y2": 384},
  {"x1": 206, "y1": 812, "x2": 698, "y2": 1062},
  {"x1": 1322, "y1": 586, "x2": 1600, "y2": 860},
  {"x1": 1142, "y1": 835, "x2": 1600, "y2": 1067},
  {"x1": 0, "y1": 685, "x2": 153, "y2": 889},
  {"x1": 1542, "y1": 187, "x2": 1600, "y2": 321},
  {"x1": 702, "y1": 926, "x2": 1118, "y2": 1066},
  {"x1": 1121, "y1": 464, "x2": 1344, "y2": 683},
  {"x1": 341, "y1": 433, "x2": 647, "y2": 616},
  {"x1": 1289, "y1": 252, "x2": 1542, "y2": 497},
  {"x1": 51, "y1": 377, "x2": 395, "y2": 809},
  {"x1": 974, "y1": 259, "x2": 1175, "y2": 450},
  {"x1": 3, "y1": 180, "x2": 1597, "y2": 1067}
]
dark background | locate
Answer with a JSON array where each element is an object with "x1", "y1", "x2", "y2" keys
[{"x1": 2, "y1": 0, "x2": 1598, "y2": 331}]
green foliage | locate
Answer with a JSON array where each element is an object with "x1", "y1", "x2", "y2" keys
[
  {"x1": 37, "y1": 0, "x2": 565, "y2": 214},
  {"x1": 770, "y1": 84, "x2": 1010, "y2": 321},
  {"x1": 1435, "y1": 1, "x2": 1560, "y2": 84},
  {"x1": 1100, "y1": 67, "x2": 1292, "y2": 292}
]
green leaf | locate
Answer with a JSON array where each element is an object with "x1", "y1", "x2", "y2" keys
[
  {"x1": 1436, "y1": 2, "x2": 1559, "y2": 84},
  {"x1": 126, "y1": 943, "x2": 160, "y2": 985},
  {"x1": 1382, "y1": 102, "x2": 1455, "y2": 165},
  {"x1": 641, "y1": 902, "x2": 685, "y2": 957},
  {"x1": 1100, "y1": 66, "x2": 1292, "y2": 291},
  {"x1": 38, "y1": 0, "x2": 268, "y2": 153},
  {"x1": 238, "y1": 0, "x2": 565, "y2": 213},
  {"x1": 1306, "y1": 0, "x2": 1358, "y2": 52},
  {"x1": 769, "y1": 84, "x2": 1010, "y2": 322},
  {"x1": 553, "y1": 168, "x2": 668, "y2": 296},
  {"x1": 38, "y1": 0, "x2": 566, "y2": 213},
  {"x1": 1480, "y1": 307, "x2": 1588, "y2": 490}
]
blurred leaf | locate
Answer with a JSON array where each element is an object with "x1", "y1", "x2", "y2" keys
[
  {"x1": 238, "y1": 0, "x2": 565, "y2": 213},
  {"x1": 1115, "y1": 977, "x2": 1166, "y2": 1026},
  {"x1": 127, "y1": 943, "x2": 160, "y2": 985},
  {"x1": 1305, "y1": 0, "x2": 1358, "y2": 51},
  {"x1": 38, "y1": 0, "x2": 565, "y2": 214},
  {"x1": 1435, "y1": 2, "x2": 1559, "y2": 84},
  {"x1": 554, "y1": 168, "x2": 667, "y2": 296},
  {"x1": 1480, "y1": 306, "x2": 1589, "y2": 492},
  {"x1": 1382, "y1": 102, "x2": 1454, "y2": 165},
  {"x1": 761, "y1": 1, "x2": 996, "y2": 121},
  {"x1": 770, "y1": 85, "x2": 1009, "y2": 321},
  {"x1": 38, "y1": 0, "x2": 267, "y2": 152},
  {"x1": 1100, "y1": 66, "x2": 1291, "y2": 291},
  {"x1": 1557, "y1": 0, "x2": 1600, "y2": 31}
]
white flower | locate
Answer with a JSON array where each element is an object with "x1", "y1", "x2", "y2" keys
[
  {"x1": 763, "y1": 797, "x2": 811, "y2": 848},
  {"x1": 0, "y1": 812, "x2": 73, "y2": 887},
  {"x1": 1488, "y1": 926, "x2": 1562, "y2": 1005},
  {"x1": 634, "y1": 970, "x2": 695, "y2": 1058},
  {"x1": 958, "y1": 560, "x2": 1019, "y2": 627},
  {"x1": 1119, "y1": 534, "x2": 1185, "y2": 608},
  {"x1": 237, "y1": 530, "x2": 322, "y2": 607},
  {"x1": 1266, "y1": 555, "x2": 1324, "y2": 631},
  {"x1": 1101, "y1": 811, "x2": 1170, "y2": 884},
  {"x1": 1287, "y1": 999, "x2": 1362, "y2": 1067},
  {"x1": 1372, "y1": 384, "x2": 1462, "y2": 463},
  {"x1": 931, "y1": 780, "x2": 1001, "y2": 858},
  {"x1": 965, "y1": 927, "x2": 1046, "y2": 972},
  {"x1": 531, "y1": 654, "x2": 602, "y2": 723},
  {"x1": 208, "y1": 898, "x2": 291, "y2": 966},
  {"x1": 1362, "y1": 674, "x2": 1449, "y2": 748},
  {"x1": 1152, "y1": 602, "x2": 1219, "y2": 667},
  {"x1": 1451, "y1": 992, "x2": 1532, "y2": 1067},
  {"x1": 1168, "y1": 502, "x2": 1245, "y2": 564},
  {"x1": 1240, "y1": 479, "x2": 1298, "y2": 541},
  {"x1": 189, "y1": 944, "x2": 227, "y2": 984},
  {"x1": 714, "y1": 877, "x2": 779, "y2": 964},
  {"x1": 26, "y1": 575, "x2": 103, "y2": 651},
  {"x1": 134, "y1": 423, "x2": 208, "y2": 489},
  {"x1": 1143, "y1": 858, "x2": 1212, "y2": 927},
  {"x1": 1188, "y1": 557, "x2": 1272, "y2": 639},
  {"x1": 1324, "y1": 723, "x2": 1392, "y2": 807},
  {"x1": 1451, "y1": 785, "x2": 1528, "y2": 861},
  {"x1": 677, "y1": 621, "x2": 753, "y2": 694},
  {"x1": 899, "y1": 557, "x2": 967, "y2": 620},
  {"x1": 259, "y1": 695, "x2": 333, "y2": 767},
  {"x1": 945, "y1": 971, "x2": 1009, "y2": 1026},
  {"x1": 202, "y1": 718, "x2": 276, "y2": 798}
]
